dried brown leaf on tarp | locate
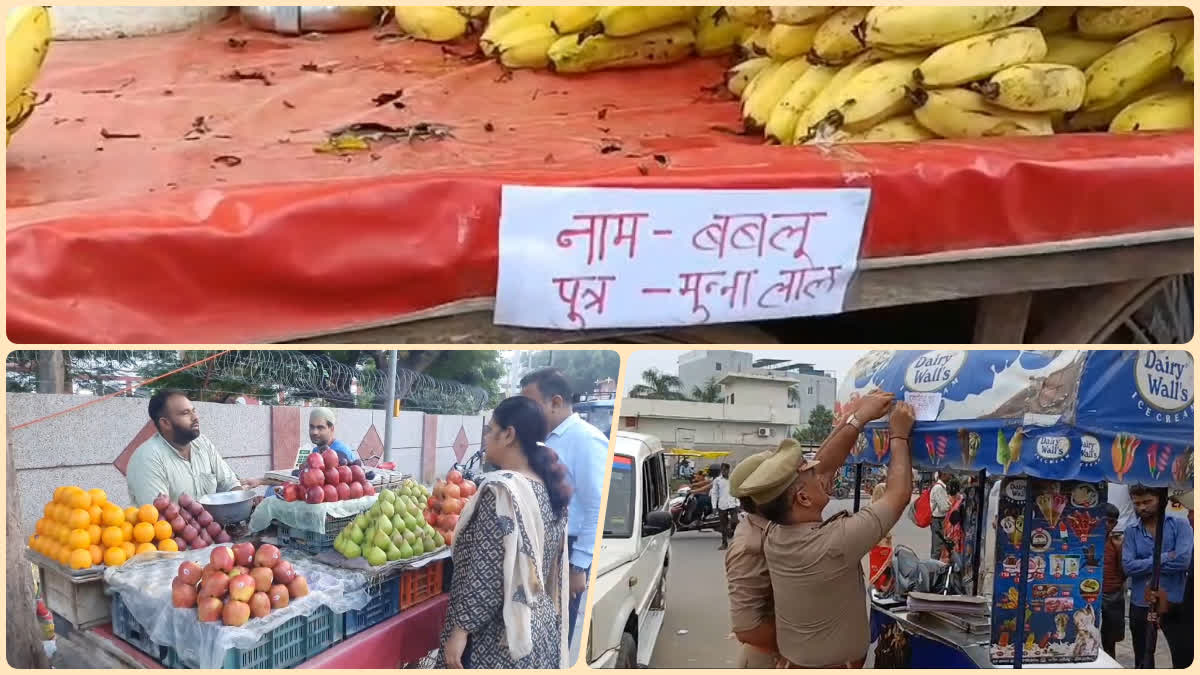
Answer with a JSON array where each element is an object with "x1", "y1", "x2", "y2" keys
[
  {"x1": 316, "y1": 122, "x2": 455, "y2": 154},
  {"x1": 597, "y1": 107, "x2": 608, "y2": 120},
  {"x1": 212, "y1": 155, "x2": 242, "y2": 167},
  {"x1": 483, "y1": 122, "x2": 495, "y2": 132},
  {"x1": 100, "y1": 128, "x2": 140, "y2": 139},
  {"x1": 223, "y1": 69, "x2": 272, "y2": 86},
  {"x1": 282, "y1": 100, "x2": 296, "y2": 109},
  {"x1": 372, "y1": 90, "x2": 404, "y2": 107},
  {"x1": 226, "y1": 37, "x2": 247, "y2": 49},
  {"x1": 314, "y1": 135, "x2": 371, "y2": 154},
  {"x1": 301, "y1": 62, "x2": 336, "y2": 74},
  {"x1": 653, "y1": 154, "x2": 670, "y2": 167},
  {"x1": 184, "y1": 116, "x2": 212, "y2": 141}
]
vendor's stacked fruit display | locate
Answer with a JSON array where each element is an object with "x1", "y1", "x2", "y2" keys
[
  {"x1": 725, "y1": 6, "x2": 1194, "y2": 144},
  {"x1": 285, "y1": 448, "x2": 377, "y2": 504},
  {"x1": 172, "y1": 544, "x2": 310, "y2": 626},
  {"x1": 334, "y1": 481, "x2": 446, "y2": 565},
  {"x1": 29, "y1": 487, "x2": 180, "y2": 569},
  {"x1": 426, "y1": 469, "x2": 477, "y2": 547},
  {"x1": 153, "y1": 492, "x2": 234, "y2": 551},
  {"x1": 6, "y1": 6, "x2": 52, "y2": 146}
]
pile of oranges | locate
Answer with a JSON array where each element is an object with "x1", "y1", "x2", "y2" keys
[{"x1": 28, "y1": 486, "x2": 177, "y2": 570}]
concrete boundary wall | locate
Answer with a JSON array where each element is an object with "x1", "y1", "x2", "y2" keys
[{"x1": 6, "y1": 393, "x2": 485, "y2": 532}]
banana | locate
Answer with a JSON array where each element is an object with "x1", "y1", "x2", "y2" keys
[
  {"x1": 742, "y1": 56, "x2": 811, "y2": 134},
  {"x1": 1083, "y1": 19, "x2": 1193, "y2": 111},
  {"x1": 393, "y1": 6, "x2": 469, "y2": 43},
  {"x1": 1030, "y1": 7, "x2": 1077, "y2": 35},
  {"x1": 694, "y1": 6, "x2": 745, "y2": 56},
  {"x1": 916, "y1": 27, "x2": 1047, "y2": 87},
  {"x1": 480, "y1": 6, "x2": 556, "y2": 55},
  {"x1": 6, "y1": 87, "x2": 39, "y2": 146},
  {"x1": 810, "y1": 6, "x2": 871, "y2": 65},
  {"x1": 792, "y1": 51, "x2": 884, "y2": 143},
  {"x1": 7, "y1": 6, "x2": 52, "y2": 106},
  {"x1": 1109, "y1": 89, "x2": 1194, "y2": 132},
  {"x1": 840, "y1": 115, "x2": 938, "y2": 143},
  {"x1": 741, "y1": 59, "x2": 782, "y2": 102},
  {"x1": 548, "y1": 25, "x2": 695, "y2": 73},
  {"x1": 488, "y1": 6, "x2": 516, "y2": 23},
  {"x1": 764, "y1": 64, "x2": 837, "y2": 143},
  {"x1": 496, "y1": 22, "x2": 560, "y2": 69},
  {"x1": 769, "y1": 6, "x2": 836, "y2": 26},
  {"x1": 724, "y1": 6, "x2": 772, "y2": 27},
  {"x1": 1043, "y1": 34, "x2": 1116, "y2": 69},
  {"x1": 456, "y1": 6, "x2": 489, "y2": 19},
  {"x1": 1177, "y1": 37, "x2": 1194, "y2": 81},
  {"x1": 1062, "y1": 79, "x2": 1181, "y2": 131},
  {"x1": 863, "y1": 6, "x2": 1043, "y2": 54},
  {"x1": 911, "y1": 87, "x2": 1055, "y2": 138},
  {"x1": 551, "y1": 6, "x2": 599, "y2": 34},
  {"x1": 739, "y1": 25, "x2": 772, "y2": 58},
  {"x1": 822, "y1": 55, "x2": 925, "y2": 134},
  {"x1": 726, "y1": 56, "x2": 773, "y2": 97},
  {"x1": 597, "y1": 6, "x2": 698, "y2": 37},
  {"x1": 766, "y1": 22, "x2": 820, "y2": 59},
  {"x1": 977, "y1": 63, "x2": 1086, "y2": 112},
  {"x1": 1076, "y1": 6, "x2": 1192, "y2": 40}
]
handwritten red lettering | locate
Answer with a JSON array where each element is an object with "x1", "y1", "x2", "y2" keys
[
  {"x1": 757, "y1": 266, "x2": 843, "y2": 309},
  {"x1": 553, "y1": 276, "x2": 616, "y2": 328},
  {"x1": 692, "y1": 214, "x2": 767, "y2": 260},
  {"x1": 556, "y1": 213, "x2": 648, "y2": 265},
  {"x1": 677, "y1": 270, "x2": 758, "y2": 323},
  {"x1": 768, "y1": 212, "x2": 825, "y2": 265}
]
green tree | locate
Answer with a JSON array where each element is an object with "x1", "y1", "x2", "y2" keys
[
  {"x1": 690, "y1": 377, "x2": 723, "y2": 403},
  {"x1": 793, "y1": 404, "x2": 834, "y2": 444},
  {"x1": 628, "y1": 368, "x2": 686, "y2": 400},
  {"x1": 524, "y1": 350, "x2": 621, "y2": 399}
]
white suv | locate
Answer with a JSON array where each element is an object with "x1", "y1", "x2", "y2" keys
[{"x1": 587, "y1": 432, "x2": 673, "y2": 668}]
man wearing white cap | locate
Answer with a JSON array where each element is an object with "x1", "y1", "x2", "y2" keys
[{"x1": 308, "y1": 407, "x2": 358, "y2": 465}]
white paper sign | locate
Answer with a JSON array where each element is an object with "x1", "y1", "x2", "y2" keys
[
  {"x1": 494, "y1": 186, "x2": 871, "y2": 329},
  {"x1": 905, "y1": 392, "x2": 943, "y2": 422}
]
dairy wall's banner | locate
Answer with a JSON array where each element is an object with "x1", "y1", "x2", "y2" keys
[{"x1": 837, "y1": 351, "x2": 1193, "y2": 487}]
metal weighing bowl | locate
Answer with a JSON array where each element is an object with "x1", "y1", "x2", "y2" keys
[
  {"x1": 240, "y1": 6, "x2": 382, "y2": 35},
  {"x1": 198, "y1": 490, "x2": 256, "y2": 525}
]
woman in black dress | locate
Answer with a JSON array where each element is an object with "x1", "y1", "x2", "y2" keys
[{"x1": 438, "y1": 396, "x2": 572, "y2": 669}]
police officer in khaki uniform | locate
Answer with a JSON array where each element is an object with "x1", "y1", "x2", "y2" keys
[
  {"x1": 724, "y1": 449, "x2": 778, "y2": 668},
  {"x1": 740, "y1": 393, "x2": 914, "y2": 669}
]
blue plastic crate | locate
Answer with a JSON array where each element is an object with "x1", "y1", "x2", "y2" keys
[
  {"x1": 164, "y1": 604, "x2": 343, "y2": 669},
  {"x1": 277, "y1": 515, "x2": 356, "y2": 555},
  {"x1": 110, "y1": 594, "x2": 170, "y2": 664},
  {"x1": 343, "y1": 576, "x2": 400, "y2": 637}
]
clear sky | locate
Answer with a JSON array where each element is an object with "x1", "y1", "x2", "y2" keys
[{"x1": 622, "y1": 349, "x2": 868, "y2": 393}]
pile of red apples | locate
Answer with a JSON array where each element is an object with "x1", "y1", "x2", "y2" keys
[
  {"x1": 281, "y1": 448, "x2": 376, "y2": 505},
  {"x1": 171, "y1": 543, "x2": 310, "y2": 627}
]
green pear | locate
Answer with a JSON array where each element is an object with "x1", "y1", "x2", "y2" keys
[
  {"x1": 386, "y1": 543, "x2": 403, "y2": 561},
  {"x1": 399, "y1": 541, "x2": 415, "y2": 559},
  {"x1": 391, "y1": 531, "x2": 407, "y2": 548},
  {"x1": 365, "y1": 546, "x2": 387, "y2": 566},
  {"x1": 349, "y1": 524, "x2": 365, "y2": 544},
  {"x1": 344, "y1": 541, "x2": 362, "y2": 559},
  {"x1": 412, "y1": 539, "x2": 425, "y2": 556},
  {"x1": 393, "y1": 514, "x2": 406, "y2": 532},
  {"x1": 364, "y1": 527, "x2": 375, "y2": 545},
  {"x1": 403, "y1": 514, "x2": 419, "y2": 531},
  {"x1": 354, "y1": 514, "x2": 369, "y2": 530},
  {"x1": 421, "y1": 535, "x2": 436, "y2": 552},
  {"x1": 433, "y1": 531, "x2": 445, "y2": 548},
  {"x1": 403, "y1": 529, "x2": 417, "y2": 544},
  {"x1": 377, "y1": 515, "x2": 394, "y2": 537},
  {"x1": 368, "y1": 506, "x2": 381, "y2": 520},
  {"x1": 369, "y1": 527, "x2": 387, "y2": 547},
  {"x1": 381, "y1": 501, "x2": 395, "y2": 518},
  {"x1": 380, "y1": 489, "x2": 396, "y2": 504},
  {"x1": 333, "y1": 537, "x2": 345, "y2": 555}
]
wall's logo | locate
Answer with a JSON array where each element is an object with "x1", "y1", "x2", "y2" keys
[
  {"x1": 1004, "y1": 478, "x2": 1027, "y2": 503},
  {"x1": 1080, "y1": 435, "x2": 1101, "y2": 464},
  {"x1": 1135, "y1": 351, "x2": 1193, "y2": 414},
  {"x1": 904, "y1": 351, "x2": 966, "y2": 392},
  {"x1": 1035, "y1": 436, "x2": 1069, "y2": 463}
]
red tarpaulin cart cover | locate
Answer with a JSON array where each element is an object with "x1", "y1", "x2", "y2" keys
[{"x1": 6, "y1": 21, "x2": 1193, "y2": 343}]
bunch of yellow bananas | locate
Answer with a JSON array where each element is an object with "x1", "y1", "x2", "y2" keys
[
  {"x1": 725, "y1": 5, "x2": 1194, "y2": 145},
  {"x1": 7, "y1": 5, "x2": 52, "y2": 147},
  {"x1": 392, "y1": 6, "x2": 482, "y2": 43}
]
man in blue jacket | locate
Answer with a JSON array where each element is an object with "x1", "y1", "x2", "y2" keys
[{"x1": 1123, "y1": 484, "x2": 1193, "y2": 668}]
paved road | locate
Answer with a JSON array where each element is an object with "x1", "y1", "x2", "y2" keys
[{"x1": 648, "y1": 498, "x2": 1174, "y2": 669}]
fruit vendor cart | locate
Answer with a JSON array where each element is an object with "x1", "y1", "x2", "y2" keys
[
  {"x1": 836, "y1": 349, "x2": 1193, "y2": 668},
  {"x1": 5, "y1": 17, "x2": 1193, "y2": 345}
]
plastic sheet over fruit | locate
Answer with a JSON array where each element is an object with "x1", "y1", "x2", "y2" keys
[
  {"x1": 249, "y1": 494, "x2": 376, "y2": 534},
  {"x1": 6, "y1": 22, "x2": 1194, "y2": 343},
  {"x1": 103, "y1": 547, "x2": 370, "y2": 669}
]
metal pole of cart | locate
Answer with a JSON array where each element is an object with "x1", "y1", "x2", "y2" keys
[
  {"x1": 853, "y1": 464, "x2": 864, "y2": 512},
  {"x1": 1011, "y1": 478, "x2": 1037, "y2": 669},
  {"x1": 1143, "y1": 486, "x2": 1169, "y2": 666},
  {"x1": 383, "y1": 350, "x2": 398, "y2": 463},
  {"x1": 971, "y1": 470, "x2": 987, "y2": 596}
]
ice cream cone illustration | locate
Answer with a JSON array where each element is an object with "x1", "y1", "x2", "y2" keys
[
  {"x1": 872, "y1": 429, "x2": 888, "y2": 461},
  {"x1": 997, "y1": 428, "x2": 1026, "y2": 474},
  {"x1": 853, "y1": 433, "x2": 867, "y2": 457},
  {"x1": 1172, "y1": 446, "x2": 1193, "y2": 484},
  {"x1": 1148, "y1": 444, "x2": 1172, "y2": 481},
  {"x1": 1111, "y1": 433, "x2": 1139, "y2": 481},
  {"x1": 959, "y1": 429, "x2": 981, "y2": 468}
]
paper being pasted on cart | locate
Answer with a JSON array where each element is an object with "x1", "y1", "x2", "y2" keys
[
  {"x1": 905, "y1": 392, "x2": 943, "y2": 422},
  {"x1": 494, "y1": 186, "x2": 870, "y2": 329}
]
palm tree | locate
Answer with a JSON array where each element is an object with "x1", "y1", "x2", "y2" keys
[
  {"x1": 628, "y1": 368, "x2": 686, "y2": 400},
  {"x1": 691, "y1": 376, "x2": 723, "y2": 403}
]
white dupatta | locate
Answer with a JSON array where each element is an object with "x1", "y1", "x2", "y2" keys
[{"x1": 453, "y1": 470, "x2": 569, "y2": 666}]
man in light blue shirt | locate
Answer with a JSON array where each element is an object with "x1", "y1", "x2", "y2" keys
[
  {"x1": 1123, "y1": 484, "x2": 1193, "y2": 669},
  {"x1": 521, "y1": 368, "x2": 608, "y2": 650}
]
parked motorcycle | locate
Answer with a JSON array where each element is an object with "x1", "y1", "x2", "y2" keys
[{"x1": 668, "y1": 489, "x2": 728, "y2": 534}]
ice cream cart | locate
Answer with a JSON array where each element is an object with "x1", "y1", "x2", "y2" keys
[{"x1": 837, "y1": 350, "x2": 1194, "y2": 668}]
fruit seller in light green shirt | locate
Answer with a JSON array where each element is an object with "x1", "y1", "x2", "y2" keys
[{"x1": 126, "y1": 389, "x2": 262, "y2": 506}]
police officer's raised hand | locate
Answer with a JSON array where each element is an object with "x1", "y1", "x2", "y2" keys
[
  {"x1": 889, "y1": 401, "x2": 915, "y2": 439},
  {"x1": 855, "y1": 391, "x2": 896, "y2": 422}
]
